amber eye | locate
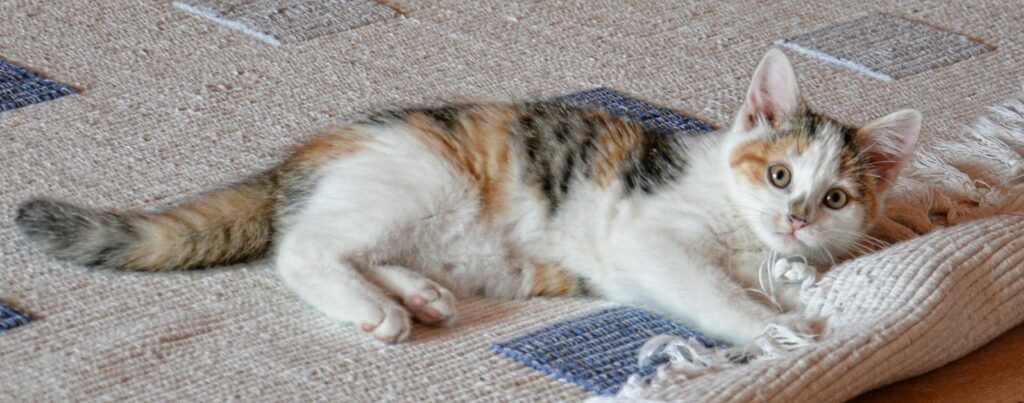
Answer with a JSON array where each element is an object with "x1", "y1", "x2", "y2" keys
[
  {"x1": 767, "y1": 164, "x2": 791, "y2": 188},
  {"x1": 824, "y1": 189, "x2": 849, "y2": 209}
]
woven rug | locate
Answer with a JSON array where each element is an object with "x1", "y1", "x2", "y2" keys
[
  {"x1": 0, "y1": 303, "x2": 31, "y2": 332},
  {"x1": 3, "y1": 0, "x2": 1024, "y2": 401},
  {"x1": 173, "y1": 0, "x2": 400, "y2": 45},
  {"x1": 493, "y1": 307, "x2": 721, "y2": 395},
  {"x1": 775, "y1": 14, "x2": 993, "y2": 81},
  {"x1": 0, "y1": 60, "x2": 75, "y2": 112}
]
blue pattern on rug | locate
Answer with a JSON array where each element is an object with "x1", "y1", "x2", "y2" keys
[
  {"x1": 492, "y1": 306, "x2": 721, "y2": 395},
  {"x1": 0, "y1": 60, "x2": 76, "y2": 112},
  {"x1": 0, "y1": 302, "x2": 32, "y2": 332},
  {"x1": 552, "y1": 87, "x2": 714, "y2": 135}
]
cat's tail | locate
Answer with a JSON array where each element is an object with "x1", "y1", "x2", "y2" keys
[{"x1": 15, "y1": 174, "x2": 276, "y2": 271}]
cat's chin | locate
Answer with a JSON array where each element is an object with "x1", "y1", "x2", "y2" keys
[{"x1": 759, "y1": 231, "x2": 813, "y2": 256}]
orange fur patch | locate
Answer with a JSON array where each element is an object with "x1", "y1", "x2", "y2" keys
[
  {"x1": 589, "y1": 113, "x2": 647, "y2": 188},
  {"x1": 729, "y1": 140, "x2": 774, "y2": 185},
  {"x1": 109, "y1": 126, "x2": 370, "y2": 272},
  {"x1": 729, "y1": 135, "x2": 811, "y2": 185},
  {"x1": 285, "y1": 128, "x2": 369, "y2": 173},
  {"x1": 530, "y1": 262, "x2": 581, "y2": 296},
  {"x1": 405, "y1": 107, "x2": 515, "y2": 216}
]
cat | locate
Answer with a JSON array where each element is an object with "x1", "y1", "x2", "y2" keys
[{"x1": 15, "y1": 49, "x2": 920, "y2": 346}]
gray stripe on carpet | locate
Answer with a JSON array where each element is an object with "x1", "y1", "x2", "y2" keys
[
  {"x1": 173, "y1": 0, "x2": 400, "y2": 45},
  {"x1": 775, "y1": 14, "x2": 994, "y2": 81}
]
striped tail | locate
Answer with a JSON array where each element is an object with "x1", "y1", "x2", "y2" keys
[{"x1": 15, "y1": 175, "x2": 276, "y2": 271}]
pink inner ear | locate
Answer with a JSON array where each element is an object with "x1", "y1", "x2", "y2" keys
[
  {"x1": 739, "y1": 49, "x2": 800, "y2": 130},
  {"x1": 749, "y1": 87, "x2": 777, "y2": 123},
  {"x1": 738, "y1": 105, "x2": 760, "y2": 131}
]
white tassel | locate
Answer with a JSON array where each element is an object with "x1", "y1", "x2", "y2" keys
[
  {"x1": 637, "y1": 335, "x2": 719, "y2": 370},
  {"x1": 763, "y1": 323, "x2": 818, "y2": 349}
]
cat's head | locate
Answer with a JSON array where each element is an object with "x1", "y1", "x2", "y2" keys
[{"x1": 723, "y1": 49, "x2": 920, "y2": 260}]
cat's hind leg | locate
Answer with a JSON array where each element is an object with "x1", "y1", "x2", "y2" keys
[
  {"x1": 276, "y1": 230, "x2": 412, "y2": 343},
  {"x1": 276, "y1": 231, "x2": 411, "y2": 341},
  {"x1": 363, "y1": 264, "x2": 458, "y2": 326},
  {"x1": 275, "y1": 129, "x2": 469, "y2": 343}
]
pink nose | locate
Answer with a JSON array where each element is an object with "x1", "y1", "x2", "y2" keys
[{"x1": 789, "y1": 215, "x2": 807, "y2": 231}]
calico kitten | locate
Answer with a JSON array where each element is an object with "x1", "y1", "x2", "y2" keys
[{"x1": 15, "y1": 50, "x2": 920, "y2": 345}]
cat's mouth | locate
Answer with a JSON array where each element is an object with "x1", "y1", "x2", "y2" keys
[{"x1": 774, "y1": 231, "x2": 803, "y2": 245}]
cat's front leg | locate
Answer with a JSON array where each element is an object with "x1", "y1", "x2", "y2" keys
[
  {"x1": 607, "y1": 235, "x2": 817, "y2": 346},
  {"x1": 729, "y1": 252, "x2": 819, "y2": 312},
  {"x1": 770, "y1": 258, "x2": 819, "y2": 311},
  {"x1": 637, "y1": 265, "x2": 783, "y2": 345}
]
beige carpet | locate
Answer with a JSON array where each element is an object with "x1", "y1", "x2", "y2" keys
[{"x1": 1, "y1": 0, "x2": 1022, "y2": 400}]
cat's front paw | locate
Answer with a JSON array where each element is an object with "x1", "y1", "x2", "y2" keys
[
  {"x1": 772, "y1": 258, "x2": 817, "y2": 284},
  {"x1": 359, "y1": 301, "x2": 412, "y2": 343}
]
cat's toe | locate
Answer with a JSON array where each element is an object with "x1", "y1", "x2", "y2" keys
[
  {"x1": 404, "y1": 282, "x2": 457, "y2": 327},
  {"x1": 772, "y1": 259, "x2": 818, "y2": 284},
  {"x1": 360, "y1": 303, "x2": 412, "y2": 343}
]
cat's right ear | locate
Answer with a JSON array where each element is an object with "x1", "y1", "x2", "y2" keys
[
  {"x1": 734, "y1": 49, "x2": 801, "y2": 131},
  {"x1": 856, "y1": 109, "x2": 922, "y2": 194}
]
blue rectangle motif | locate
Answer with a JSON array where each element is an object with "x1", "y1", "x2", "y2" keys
[
  {"x1": 0, "y1": 60, "x2": 76, "y2": 112},
  {"x1": 0, "y1": 302, "x2": 32, "y2": 332},
  {"x1": 492, "y1": 306, "x2": 721, "y2": 395},
  {"x1": 552, "y1": 87, "x2": 714, "y2": 135}
]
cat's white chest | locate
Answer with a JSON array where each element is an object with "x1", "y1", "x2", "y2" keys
[{"x1": 707, "y1": 212, "x2": 774, "y2": 288}]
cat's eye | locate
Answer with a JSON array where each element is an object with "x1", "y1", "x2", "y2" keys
[
  {"x1": 824, "y1": 189, "x2": 849, "y2": 209},
  {"x1": 767, "y1": 164, "x2": 791, "y2": 188}
]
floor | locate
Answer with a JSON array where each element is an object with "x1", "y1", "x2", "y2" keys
[{"x1": 857, "y1": 323, "x2": 1024, "y2": 402}]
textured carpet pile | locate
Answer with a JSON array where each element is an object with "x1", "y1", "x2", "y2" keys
[
  {"x1": 173, "y1": 0, "x2": 400, "y2": 45},
  {"x1": 1, "y1": 0, "x2": 1023, "y2": 401},
  {"x1": 775, "y1": 14, "x2": 994, "y2": 81}
]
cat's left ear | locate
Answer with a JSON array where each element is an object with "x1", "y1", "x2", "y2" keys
[{"x1": 856, "y1": 109, "x2": 922, "y2": 193}]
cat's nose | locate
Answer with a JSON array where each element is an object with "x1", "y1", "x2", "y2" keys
[{"x1": 788, "y1": 214, "x2": 807, "y2": 230}]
